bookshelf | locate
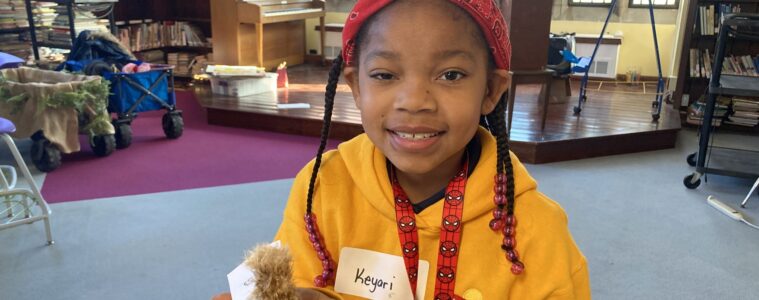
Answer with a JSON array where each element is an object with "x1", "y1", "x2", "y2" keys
[
  {"x1": 674, "y1": 0, "x2": 759, "y2": 130},
  {"x1": 24, "y1": 0, "x2": 118, "y2": 61},
  {"x1": 112, "y1": 0, "x2": 211, "y2": 78},
  {"x1": 0, "y1": 1, "x2": 31, "y2": 59}
]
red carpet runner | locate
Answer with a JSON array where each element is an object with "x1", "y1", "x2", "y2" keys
[{"x1": 41, "y1": 91, "x2": 339, "y2": 203}]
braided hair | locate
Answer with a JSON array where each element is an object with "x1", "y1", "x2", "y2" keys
[
  {"x1": 302, "y1": 54, "x2": 344, "y2": 287},
  {"x1": 304, "y1": 6, "x2": 522, "y2": 288}
]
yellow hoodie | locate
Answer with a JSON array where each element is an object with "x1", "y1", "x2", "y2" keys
[{"x1": 275, "y1": 128, "x2": 590, "y2": 299}]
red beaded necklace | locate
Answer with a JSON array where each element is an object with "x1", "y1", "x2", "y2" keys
[{"x1": 391, "y1": 161, "x2": 469, "y2": 300}]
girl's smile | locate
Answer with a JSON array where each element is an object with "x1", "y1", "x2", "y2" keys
[{"x1": 342, "y1": 0, "x2": 510, "y2": 202}]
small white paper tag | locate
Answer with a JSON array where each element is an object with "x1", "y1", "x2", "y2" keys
[
  {"x1": 277, "y1": 103, "x2": 311, "y2": 110},
  {"x1": 227, "y1": 241, "x2": 283, "y2": 300},
  {"x1": 334, "y1": 247, "x2": 429, "y2": 300}
]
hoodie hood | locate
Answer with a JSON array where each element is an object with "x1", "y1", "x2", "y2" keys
[{"x1": 338, "y1": 127, "x2": 537, "y2": 232}]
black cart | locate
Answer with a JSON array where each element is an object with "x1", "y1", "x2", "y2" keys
[{"x1": 684, "y1": 14, "x2": 759, "y2": 189}]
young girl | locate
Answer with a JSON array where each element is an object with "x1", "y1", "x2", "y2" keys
[{"x1": 267, "y1": 1, "x2": 588, "y2": 299}]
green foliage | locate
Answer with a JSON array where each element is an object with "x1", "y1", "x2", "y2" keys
[{"x1": 0, "y1": 76, "x2": 112, "y2": 136}]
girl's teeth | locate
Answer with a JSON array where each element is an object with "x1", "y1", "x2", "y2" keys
[{"x1": 395, "y1": 132, "x2": 438, "y2": 140}]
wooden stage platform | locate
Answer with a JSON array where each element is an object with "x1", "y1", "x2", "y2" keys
[{"x1": 194, "y1": 65, "x2": 680, "y2": 164}]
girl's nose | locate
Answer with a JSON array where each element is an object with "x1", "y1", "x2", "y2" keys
[{"x1": 394, "y1": 79, "x2": 436, "y2": 113}]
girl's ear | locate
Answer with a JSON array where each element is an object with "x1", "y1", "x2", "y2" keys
[
  {"x1": 481, "y1": 69, "x2": 511, "y2": 115},
  {"x1": 343, "y1": 66, "x2": 362, "y2": 110}
]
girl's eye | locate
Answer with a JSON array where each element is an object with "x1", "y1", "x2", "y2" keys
[
  {"x1": 439, "y1": 71, "x2": 466, "y2": 81},
  {"x1": 370, "y1": 73, "x2": 395, "y2": 81}
]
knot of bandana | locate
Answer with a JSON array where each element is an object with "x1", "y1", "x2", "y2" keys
[{"x1": 341, "y1": 0, "x2": 512, "y2": 70}]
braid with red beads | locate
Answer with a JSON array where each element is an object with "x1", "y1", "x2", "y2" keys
[
  {"x1": 303, "y1": 54, "x2": 343, "y2": 287},
  {"x1": 486, "y1": 94, "x2": 524, "y2": 275}
]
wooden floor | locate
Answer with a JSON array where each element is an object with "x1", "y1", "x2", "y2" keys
[{"x1": 194, "y1": 64, "x2": 680, "y2": 163}]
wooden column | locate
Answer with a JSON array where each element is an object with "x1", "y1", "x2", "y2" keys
[{"x1": 500, "y1": 0, "x2": 553, "y2": 71}]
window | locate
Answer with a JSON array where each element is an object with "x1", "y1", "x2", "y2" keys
[
  {"x1": 569, "y1": 0, "x2": 613, "y2": 7},
  {"x1": 629, "y1": 0, "x2": 679, "y2": 9}
]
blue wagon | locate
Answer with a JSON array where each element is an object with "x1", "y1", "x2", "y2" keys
[
  {"x1": 104, "y1": 65, "x2": 183, "y2": 149},
  {"x1": 59, "y1": 31, "x2": 184, "y2": 149}
]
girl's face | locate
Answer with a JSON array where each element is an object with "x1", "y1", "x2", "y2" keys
[{"x1": 344, "y1": 0, "x2": 511, "y2": 177}]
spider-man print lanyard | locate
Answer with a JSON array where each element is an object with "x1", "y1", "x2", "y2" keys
[{"x1": 391, "y1": 161, "x2": 468, "y2": 300}]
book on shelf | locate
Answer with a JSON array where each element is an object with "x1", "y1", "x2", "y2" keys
[
  {"x1": 727, "y1": 98, "x2": 759, "y2": 127},
  {"x1": 689, "y1": 49, "x2": 759, "y2": 78},
  {"x1": 0, "y1": 0, "x2": 30, "y2": 59},
  {"x1": 167, "y1": 51, "x2": 211, "y2": 77},
  {"x1": 686, "y1": 96, "x2": 730, "y2": 127},
  {"x1": 697, "y1": 3, "x2": 743, "y2": 36},
  {"x1": 117, "y1": 21, "x2": 210, "y2": 53},
  {"x1": 135, "y1": 49, "x2": 165, "y2": 64}
]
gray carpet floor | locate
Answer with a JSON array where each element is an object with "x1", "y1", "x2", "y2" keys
[{"x1": 1, "y1": 128, "x2": 758, "y2": 300}]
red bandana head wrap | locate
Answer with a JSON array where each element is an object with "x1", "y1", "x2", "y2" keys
[{"x1": 341, "y1": 0, "x2": 512, "y2": 70}]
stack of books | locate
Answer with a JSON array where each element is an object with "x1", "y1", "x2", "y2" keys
[
  {"x1": 46, "y1": 7, "x2": 108, "y2": 44},
  {"x1": 0, "y1": 0, "x2": 30, "y2": 59},
  {"x1": 168, "y1": 52, "x2": 192, "y2": 76},
  {"x1": 116, "y1": 21, "x2": 209, "y2": 52},
  {"x1": 697, "y1": 4, "x2": 742, "y2": 36},
  {"x1": 0, "y1": 32, "x2": 29, "y2": 59},
  {"x1": 136, "y1": 49, "x2": 165, "y2": 65},
  {"x1": 686, "y1": 96, "x2": 730, "y2": 127},
  {"x1": 726, "y1": 98, "x2": 759, "y2": 127},
  {"x1": 0, "y1": 1, "x2": 28, "y2": 29},
  {"x1": 31, "y1": 2, "x2": 57, "y2": 30},
  {"x1": 689, "y1": 49, "x2": 759, "y2": 78}
]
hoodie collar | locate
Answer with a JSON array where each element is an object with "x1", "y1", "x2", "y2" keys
[{"x1": 338, "y1": 127, "x2": 537, "y2": 231}]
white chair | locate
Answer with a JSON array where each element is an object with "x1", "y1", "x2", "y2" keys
[{"x1": 0, "y1": 117, "x2": 53, "y2": 245}]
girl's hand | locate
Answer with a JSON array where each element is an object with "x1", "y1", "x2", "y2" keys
[
  {"x1": 296, "y1": 287, "x2": 335, "y2": 300},
  {"x1": 211, "y1": 289, "x2": 334, "y2": 300},
  {"x1": 211, "y1": 293, "x2": 231, "y2": 300}
]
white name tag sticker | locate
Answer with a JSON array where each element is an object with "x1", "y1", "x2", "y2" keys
[{"x1": 334, "y1": 247, "x2": 429, "y2": 300}]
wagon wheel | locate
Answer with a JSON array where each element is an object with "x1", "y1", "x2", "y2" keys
[
  {"x1": 162, "y1": 112, "x2": 184, "y2": 139},
  {"x1": 91, "y1": 134, "x2": 116, "y2": 157},
  {"x1": 31, "y1": 138, "x2": 61, "y2": 172},
  {"x1": 113, "y1": 121, "x2": 132, "y2": 149}
]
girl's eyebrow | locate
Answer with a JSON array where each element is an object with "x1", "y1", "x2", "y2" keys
[
  {"x1": 364, "y1": 49, "x2": 476, "y2": 65},
  {"x1": 364, "y1": 50, "x2": 399, "y2": 65},
  {"x1": 433, "y1": 50, "x2": 476, "y2": 63}
]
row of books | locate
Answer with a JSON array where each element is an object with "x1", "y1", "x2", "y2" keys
[
  {"x1": 726, "y1": 98, "x2": 759, "y2": 127},
  {"x1": 696, "y1": 4, "x2": 743, "y2": 36},
  {"x1": 31, "y1": 1, "x2": 56, "y2": 28},
  {"x1": 686, "y1": 97, "x2": 759, "y2": 128},
  {"x1": 0, "y1": 0, "x2": 27, "y2": 29},
  {"x1": 686, "y1": 96, "x2": 730, "y2": 127},
  {"x1": 689, "y1": 49, "x2": 759, "y2": 78},
  {"x1": 116, "y1": 21, "x2": 209, "y2": 53},
  {"x1": 45, "y1": 7, "x2": 109, "y2": 44},
  {"x1": 0, "y1": 32, "x2": 29, "y2": 59},
  {"x1": 167, "y1": 52, "x2": 211, "y2": 77}
]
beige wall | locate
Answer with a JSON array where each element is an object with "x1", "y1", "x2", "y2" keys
[
  {"x1": 551, "y1": 20, "x2": 678, "y2": 77},
  {"x1": 305, "y1": 10, "x2": 680, "y2": 78}
]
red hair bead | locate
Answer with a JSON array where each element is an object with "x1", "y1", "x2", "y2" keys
[
  {"x1": 503, "y1": 226, "x2": 516, "y2": 237},
  {"x1": 489, "y1": 218, "x2": 505, "y2": 231},
  {"x1": 494, "y1": 194, "x2": 507, "y2": 206},
  {"x1": 322, "y1": 259, "x2": 332, "y2": 270},
  {"x1": 495, "y1": 174, "x2": 507, "y2": 184},
  {"x1": 505, "y1": 215, "x2": 517, "y2": 226},
  {"x1": 312, "y1": 241, "x2": 323, "y2": 251},
  {"x1": 314, "y1": 275, "x2": 327, "y2": 287},
  {"x1": 506, "y1": 249, "x2": 520, "y2": 262},
  {"x1": 317, "y1": 250, "x2": 327, "y2": 260},
  {"x1": 511, "y1": 261, "x2": 525, "y2": 275},
  {"x1": 494, "y1": 183, "x2": 505, "y2": 194},
  {"x1": 492, "y1": 209, "x2": 505, "y2": 220},
  {"x1": 503, "y1": 236, "x2": 516, "y2": 249},
  {"x1": 308, "y1": 233, "x2": 319, "y2": 243}
]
